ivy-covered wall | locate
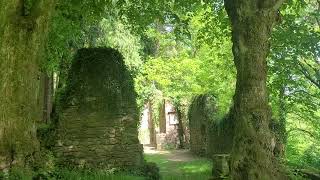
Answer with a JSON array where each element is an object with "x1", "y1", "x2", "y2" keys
[
  {"x1": 0, "y1": 0, "x2": 55, "y2": 170},
  {"x1": 54, "y1": 48, "x2": 143, "y2": 168},
  {"x1": 207, "y1": 113, "x2": 234, "y2": 156},
  {"x1": 188, "y1": 94, "x2": 216, "y2": 156},
  {"x1": 188, "y1": 94, "x2": 234, "y2": 157}
]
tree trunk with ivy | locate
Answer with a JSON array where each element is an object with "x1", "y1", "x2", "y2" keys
[
  {"x1": 148, "y1": 101, "x2": 157, "y2": 146},
  {"x1": 159, "y1": 99, "x2": 166, "y2": 133},
  {"x1": 276, "y1": 85, "x2": 287, "y2": 158},
  {"x1": 42, "y1": 73, "x2": 54, "y2": 123},
  {"x1": 224, "y1": 0, "x2": 285, "y2": 179},
  {"x1": 0, "y1": 0, "x2": 55, "y2": 170},
  {"x1": 176, "y1": 105, "x2": 185, "y2": 149}
]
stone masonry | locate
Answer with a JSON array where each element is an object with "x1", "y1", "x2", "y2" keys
[
  {"x1": 188, "y1": 94, "x2": 216, "y2": 156},
  {"x1": 54, "y1": 48, "x2": 143, "y2": 168}
]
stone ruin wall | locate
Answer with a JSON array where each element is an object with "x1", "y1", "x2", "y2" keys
[
  {"x1": 207, "y1": 114, "x2": 234, "y2": 156},
  {"x1": 188, "y1": 95, "x2": 214, "y2": 156},
  {"x1": 189, "y1": 94, "x2": 234, "y2": 178},
  {"x1": 188, "y1": 94, "x2": 234, "y2": 157},
  {"x1": 54, "y1": 48, "x2": 143, "y2": 168}
]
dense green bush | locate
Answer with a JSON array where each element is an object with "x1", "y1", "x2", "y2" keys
[{"x1": 143, "y1": 162, "x2": 160, "y2": 180}]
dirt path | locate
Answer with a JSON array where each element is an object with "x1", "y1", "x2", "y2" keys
[
  {"x1": 144, "y1": 146, "x2": 212, "y2": 179},
  {"x1": 144, "y1": 146, "x2": 200, "y2": 162}
]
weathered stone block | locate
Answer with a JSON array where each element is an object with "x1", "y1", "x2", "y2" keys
[
  {"x1": 54, "y1": 48, "x2": 143, "y2": 169},
  {"x1": 211, "y1": 154, "x2": 230, "y2": 179},
  {"x1": 156, "y1": 133, "x2": 167, "y2": 150}
]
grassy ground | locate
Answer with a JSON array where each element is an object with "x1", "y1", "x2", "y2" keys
[
  {"x1": 144, "y1": 151, "x2": 212, "y2": 180},
  {"x1": 1, "y1": 168, "x2": 145, "y2": 180},
  {"x1": 51, "y1": 150, "x2": 212, "y2": 180},
  {"x1": 51, "y1": 170, "x2": 145, "y2": 180},
  {"x1": 2, "y1": 149, "x2": 211, "y2": 180}
]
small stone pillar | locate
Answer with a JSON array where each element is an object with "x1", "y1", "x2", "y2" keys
[
  {"x1": 156, "y1": 133, "x2": 166, "y2": 150},
  {"x1": 211, "y1": 154, "x2": 230, "y2": 179}
]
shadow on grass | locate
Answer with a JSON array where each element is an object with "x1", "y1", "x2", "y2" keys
[
  {"x1": 144, "y1": 153, "x2": 212, "y2": 180},
  {"x1": 54, "y1": 169, "x2": 145, "y2": 180}
]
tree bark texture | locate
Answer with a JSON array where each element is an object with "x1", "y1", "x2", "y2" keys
[
  {"x1": 176, "y1": 105, "x2": 185, "y2": 149},
  {"x1": 276, "y1": 85, "x2": 287, "y2": 158},
  {"x1": 148, "y1": 101, "x2": 157, "y2": 146},
  {"x1": 42, "y1": 73, "x2": 53, "y2": 123},
  {"x1": 278, "y1": 85, "x2": 287, "y2": 142},
  {"x1": 159, "y1": 99, "x2": 166, "y2": 133},
  {"x1": 224, "y1": 0, "x2": 285, "y2": 179},
  {"x1": 0, "y1": 0, "x2": 55, "y2": 170}
]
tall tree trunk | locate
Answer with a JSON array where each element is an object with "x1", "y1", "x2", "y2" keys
[
  {"x1": 148, "y1": 101, "x2": 157, "y2": 146},
  {"x1": 276, "y1": 85, "x2": 287, "y2": 157},
  {"x1": 278, "y1": 85, "x2": 287, "y2": 142},
  {"x1": 176, "y1": 105, "x2": 185, "y2": 149},
  {"x1": 224, "y1": 0, "x2": 285, "y2": 179},
  {"x1": 43, "y1": 73, "x2": 53, "y2": 123},
  {"x1": 159, "y1": 99, "x2": 166, "y2": 133},
  {"x1": 0, "y1": 0, "x2": 55, "y2": 170}
]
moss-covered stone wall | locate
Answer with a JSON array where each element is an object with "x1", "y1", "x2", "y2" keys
[
  {"x1": 207, "y1": 113, "x2": 234, "y2": 156},
  {"x1": 54, "y1": 48, "x2": 143, "y2": 168},
  {"x1": 188, "y1": 94, "x2": 234, "y2": 157},
  {"x1": 188, "y1": 94, "x2": 216, "y2": 156},
  {"x1": 0, "y1": 0, "x2": 55, "y2": 170}
]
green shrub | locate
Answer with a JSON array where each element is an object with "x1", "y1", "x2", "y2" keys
[
  {"x1": 7, "y1": 167, "x2": 33, "y2": 180},
  {"x1": 143, "y1": 162, "x2": 160, "y2": 180}
]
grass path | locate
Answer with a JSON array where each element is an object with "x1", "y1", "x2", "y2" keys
[{"x1": 144, "y1": 146, "x2": 212, "y2": 180}]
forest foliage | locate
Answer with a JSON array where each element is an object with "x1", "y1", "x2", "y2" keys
[
  {"x1": 43, "y1": 0, "x2": 320, "y2": 170},
  {"x1": 0, "y1": 0, "x2": 319, "y2": 178}
]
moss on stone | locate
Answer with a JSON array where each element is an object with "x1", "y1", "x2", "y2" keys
[
  {"x1": 188, "y1": 94, "x2": 216, "y2": 156},
  {"x1": 188, "y1": 94, "x2": 234, "y2": 157},
  {"x1": 54, "y1": 48, "x2": 143, "y2": 169},
  {"x1": 207, "y1": 112, "x2": 234, "y2": 156}
]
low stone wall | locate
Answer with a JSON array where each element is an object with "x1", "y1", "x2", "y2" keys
[{"x1": 54, "y1": 48, "x2": 143, "y2": 168}]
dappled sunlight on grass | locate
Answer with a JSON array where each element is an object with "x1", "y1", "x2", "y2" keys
[
  {"x1": 180, "y1": 162, "x2": 211, "y2": 174},
  {"x1": 145, "y1": 153, "x2": 170, "y2": 165},
  {"x1": 144, "y1": 152, "x2": 212, "y2": 180}
]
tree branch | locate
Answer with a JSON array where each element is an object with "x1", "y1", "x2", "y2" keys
[
  {"x1": 298, "y1": 62, "x2": 320, "y2": 89},
  {"x1": 287, "y1": 128, "x2": 316, "y2": 139},
  {"x1": 290, "y1": 89, "x2": 319, "y2": 99}
]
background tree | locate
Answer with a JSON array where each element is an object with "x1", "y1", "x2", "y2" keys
[{"x1": 268, "y1": 0, "x2": 320, "y2": 168}]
